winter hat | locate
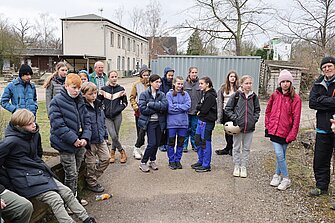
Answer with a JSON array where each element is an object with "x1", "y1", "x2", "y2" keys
[
  {"x1": 139, "y1": 64, "x2": 151, "y2": 78},
  {"x1": 19, "y1": 64, "x2": 33, "y2": 77},
  {"x1": 320, "y1": 56, "x2": 335, "y2": 69},
  {"x1": 278, "y1": 69, "x2": 293, "y2": 85},
  {"x1": 164, "y1": 67, "x2": 175, "y2": 76}
]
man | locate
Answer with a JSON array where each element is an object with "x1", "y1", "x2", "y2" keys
[
  {"x1": 129, "y1": 65, "x2": 150, "y2": 159},
  {"x1": 89, "y1": 61, "x2": 108, "y2": 90},
  {"x1": 1, "y1": 64, "x2": 38, "y2": 115},
  {"x1": 309, "y1": 56, "x2": 335, "y2": 201}
]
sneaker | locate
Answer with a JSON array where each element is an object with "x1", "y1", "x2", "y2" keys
[
  {"x1": 80, "y1": 199, "x2": 88, "y2": 206},
  {"x1": 175, "y1": 161, "x2": 183, "y2": 169},
  {"x1": 87, "y1": 183, "x2": 105, "y2": 193},
  {"x1": 191, "y1": 162, "x2": 202, "y2": 169},
  {"x1": 133, "y1": 147, "x2": 142, "y2": 160},
  {"x1": 195, "y1": 166, "x2": 211, "y2": 172},
  {"x1": 139, "y1": 163, "x2": 150, "y2": 172},
  {"x1": 233, "y1": 165, "x2": 240, "y2": 177},
  {"x1": 169, "y1": 162, "x2": 177, "y2": 170},
  {"x1": 240, "y1": 166, "x2": 247, "y2": 178},
  {"x1": 270, "y1": 174, "x2": 282, "y2": 187},
  {"x1": 183, "y1": 147, "x2": 188, "y2": 153},
  {"x1": 278, "y1": 178, "x2": 291, "y2": 191},
  {"x1": 149, "y1": 161, "x2": 159, "y2": 170},
  {"x1": 83, "y1": 217, "x2": 97, "y2": 223},
  {"x1": 215, "y1": 149, "x2": 229, "y2": 155},
  {"x1": 308, "y1": 188, "x2": 328, "y2": 197},
  {"x1": 141, "y1": 147, "x2": 145, "y2": 156},
  {"x1": 159, "y1": 145, "x2": 167, "y2": 152}
]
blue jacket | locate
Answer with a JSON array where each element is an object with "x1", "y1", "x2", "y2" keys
[
  {"x1": 1, "y1": 77, "x2": 38, "y2": 115},
  {"x1": 49, "y1": 87, "x2": 92, "y2": 153},
  {"x1": 0, "y1": 123, "x2": 58, "y2": 198},
  {"x1": 166, "y1": 90, "x2": 191, "y2": 129},
  {"x1": 84, "y1": 99, "x2": 108, "y2": 145},
  {"x1": 138, "y1": 87, "x2": 168, "y2": 131}
]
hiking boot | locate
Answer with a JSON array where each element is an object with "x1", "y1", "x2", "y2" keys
[
  {"x1": 149, "y1": 161, "x2": 159, "y2": 170},
  {"x1": 83, "y1": 217, "x2": 97, "y2": 223},
  {"x1": 277, "y1": 178, "x2": 291, "y2": 191},
  {"x1": 139, "y1": 163, "x2": 150, "y2": 172},
  {"x1": 191, "y1": 162, "x2": 202, "y2": 169},
  {"x1": 120, "y1": 150, "x2": 127, "y2": 163},
  {"x1": 133, "y1": 147, "x2": 142, "y2": 160},
  {"x1": 110, "y1": 150, "x2": 116, "y2": 163},
  {"x1": 240, "y1": 166, "x2": 247, "y2": 178},
  {"x1": 195, "y1": 166, "x2": 211, "y2": 172},
  {"x1": 215, "y1": 148, "x2": 229, "y2": 155},
  {"x1": 233, "y1": 165, "x2": 240, "y2": 177},
  {"x1": 169, "y1": 162, "x2": 177, "y2": 170},
  {"x1": 175, "y1": 161, "x2": 183, "y2": 169},
  {"x1": 270, "y1": 174, "x2": 282, "y2": 187},
  {"x1": 309, "y1": 188, "x2": 328, "y2": 197},
  {"x1": 87, "y1": 183, "x2": 105, "y2": 193}
]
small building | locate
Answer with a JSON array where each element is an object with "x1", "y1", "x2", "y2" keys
[{"x1": 148, "y1": 37, "x2": 177, "y2": 60}]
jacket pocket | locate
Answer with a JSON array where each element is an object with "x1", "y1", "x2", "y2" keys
[{"x1": 26, "y1": 170, "x2": 49, "y2": 187}]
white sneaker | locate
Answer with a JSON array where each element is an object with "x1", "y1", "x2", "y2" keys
[
  {"x1": 277, "y1": 178, "x2": 291, "y2": 191},
  {"x1": 233, "y1": 165, "x2": 240, "y2": 177},
  {"x1": 133, "y1": 147, "x2": 142, "y2": 160},
  {"x1": 141, "y1": 147, "x2": 145, "y2": 156},
  {"x1": 240, "y1": 166, "x2": 247, "y2": 178},
  {"x1": 270, "y1": 174, "x2": 282, "y2": 187}
]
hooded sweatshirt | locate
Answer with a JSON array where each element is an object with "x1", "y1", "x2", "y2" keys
[
  {"x1": 196, "y1": 88, "x2": 218, "y2": 123},
  {"x1": 160, "y1": 67, "x2": 174, "y2": 94}
]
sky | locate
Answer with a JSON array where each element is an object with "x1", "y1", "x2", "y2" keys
[{"x1": 0, "y1": 0, "x2": 293, "y2": 51}]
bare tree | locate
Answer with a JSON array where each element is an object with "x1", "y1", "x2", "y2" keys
[
  {"x1": 142, "y1": 0, "x2": 167, "y2": 37},
  {"x1": 114, "y1": 6, "x2": 125, "y2": 26},
  {"x1": 33, "y1": 13, "x2": 59, "y2": 48},
  {"x1": 129, "y1": 7, "x2": 143, "y2": 33},
  {"x1": 279, "y1": 0, "x2": 335, "y2": 56},
  {"x1": 177, "y1": 0, "x2": 272, "y2": 55},
  {"x1": 13, "y1": 18, "x2": 32, "y2": 48}
]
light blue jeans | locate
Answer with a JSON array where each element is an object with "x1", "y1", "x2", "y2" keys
[{"x1": 272, "y1": 142, "x2": 289, "y2": 177}]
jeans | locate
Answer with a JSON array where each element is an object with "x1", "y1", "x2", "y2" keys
[
  {"x1": 106, "y1": 113, "x2": 123, "y2": 151},
  {"x1": 195, "y1": 120, "x2": 214, "y2": 168},
  {"x1": 184, "y1": 115, "x2": 198, "y2": 149},
  {"x1": 141, "y1": 121, "x2": 161, "y2": 163},
  {"x1": 272, "y1": 142, "x2": 289, "y2": 177},
  {"x1": 167, "y1": 128, "x2": 187, "y2": 162}
]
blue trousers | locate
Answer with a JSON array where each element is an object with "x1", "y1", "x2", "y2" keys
[
  {"x1": 183, "y1": 115, "x2": 198, "y2": 149},
  {"x1": 167, "y1": 128, "x2": 187, "y2": 163},
  {"x1": 272, "y1": 142, "x2": 289, "y2": 177},
  {"x1": 141, "y1": 121, "x2": 161, "y2": 163},
  {"x1": 195, "y1": 120, "x2": 214, "y2": 168}
]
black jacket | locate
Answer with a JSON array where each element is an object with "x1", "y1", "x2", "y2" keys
[
  {"x1": 309, "y1": 75, "x2": 335, "y2": 132},
  {"x1": 100, "y1": 84, "x2": 128, "y2": 119},
  {"x1": 196, "y1": 88, "x2": 218, "y2": 123}
]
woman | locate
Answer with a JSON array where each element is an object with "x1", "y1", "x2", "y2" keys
[
  {"x1": 216, "y1": 70, "x2": 239, "y2": 155},
  {"x1": 138, "y1": 74, "x2": 168, "y2": 172}
]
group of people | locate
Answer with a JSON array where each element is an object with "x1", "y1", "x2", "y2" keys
[{"x1": 1, "y1": 55, "x2": 335, "y2": 222}]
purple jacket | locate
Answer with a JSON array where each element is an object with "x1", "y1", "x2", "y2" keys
[{"x1": 166, "y1": 90, "x2": 191, "y2": 129}]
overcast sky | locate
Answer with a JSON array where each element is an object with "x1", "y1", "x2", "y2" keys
[{"x1": 0, "y1": 0, "x2": 293, "y2": 51}]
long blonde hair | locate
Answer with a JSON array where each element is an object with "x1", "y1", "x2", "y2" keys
[{"x1": 43, "y1": 62, "x2": 67, "y2": 88}]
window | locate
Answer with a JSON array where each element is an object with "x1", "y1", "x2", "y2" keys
[
  {"x1": 137, "y1": 44, "x2": 140, "y2": 56},
  {"x1": 117, "y1": 34, "x2": 121, "y2": 48},
  {"x1": 122, "y1": 56, "x2": 125, "y2": 70},
  {"x1": 133, "y1": 40, "x2": 136, "y2": 52},
  {"x1": 127, "y1": 57, "x2": 130, "y2": 71},
  {"x1": 127, "y1": 38, "x2": 131, "y2": 51},
  {"x1": 132, "y1": 58, "x2": 135, "y2": 70},
  {"x1": 117, "y1": 56, "x2": 121, "y2": 70},
  {"x1": 110, "y1": 32, "x2": 114, "y2": 47},
  {"x1": 141, "y1": 43, "x2": 143, "y2": 54},
  {"x1": 122, "y1": 36, "x2": 125, "y2": 49}
]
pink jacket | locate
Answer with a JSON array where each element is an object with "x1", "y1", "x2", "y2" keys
[{"x1": 265, "y1": 90, "x2": 302, "y2": 143}]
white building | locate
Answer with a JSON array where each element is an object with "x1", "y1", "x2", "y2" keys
[{"x1": 61, "y1": 14, "x2": 149, "y2": 76}]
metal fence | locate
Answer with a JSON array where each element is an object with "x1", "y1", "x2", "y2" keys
[{"x1": 151, "y1": 55, "x2": 262, "y2": 94}]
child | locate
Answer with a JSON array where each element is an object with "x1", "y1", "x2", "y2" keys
[
  {"x1": 191, "y1": 76, "x2": 217, "y2": 172},
  {"x1": 225, "y1": 75, "x2": 261, "y2": 178},
  {"x1": 265, "y1": 70, "x2": 302, "y2": 190},
  {"x1": 44, "y1": 62, "x2": 68, "y2": 113},
  {"x1": 216, "y1": 70, "x2": 239, "y2": 155},
  {"x1": 0, "y1": 109, "x2": 96, "y2": 223},
  {"x1": 49, "y1": 73, "x2": 91, "y2": 206},
  {"x1": 82, "y1": 82, "x2": 110, "y2": 193},
  {"x1": 99, "y1": 70, "x2": 128, "y2": 163},
  {"x1": 166, "y1": 76, "x2": 191, "y2": 169},
  {"x1": 138, "y1": 74, "x2": 168, "y2": 172},
  {"x1": 78, "y1": 70, "x2": 90, "y2": 83}
]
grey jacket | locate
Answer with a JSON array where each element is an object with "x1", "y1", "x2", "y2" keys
[
  {"x1": 184, "y1": 77, "x2": 202, "y2": 115},
  {"x1": 46, "y1": 78, "x2": 64, "y2": 113}
]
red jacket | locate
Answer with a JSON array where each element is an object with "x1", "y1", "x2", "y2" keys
[{"x1": 265, "y1": 90, "x2": 302, "y2": 143}]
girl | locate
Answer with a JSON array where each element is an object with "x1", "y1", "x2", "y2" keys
[
  {"x1": 44, "y1": 62, "x2": 68, "y2": 113},
  {"x1": 166, "y1": 76, "x2": 191, "y2": 169},
  {"x1": 138, "y1": 74, "x2": 168, "y2": 172},
  {"x1": 216, "y1": 70, "x2": 239, "y2": 155},
  {"x1": 225, "y1": 75, "x2": 260, "y2": 178},
  {"x1": 78, "y1": 70, "x2": 89, "y2": 83},
  {"x1": 191, "y1": 76, "x2": 217, "y2": 172},
  {"x1": 265, "y1": 70, "x2": 301, "y2": 190},
  {"x1": 99, "y1": 71, "x2": 128, "y2": 164}
]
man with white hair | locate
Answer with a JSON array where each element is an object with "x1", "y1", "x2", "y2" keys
[{"x1": 89, "y1": 61, "x2": 107, "y2": 90}]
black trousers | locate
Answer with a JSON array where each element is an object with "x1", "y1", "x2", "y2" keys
[
  {"x1": 313, "y1": 133, "x2": 335, "y2": 190},
  {"x1": 135, "y1": 116, "x2": 146, "y2": 148}
]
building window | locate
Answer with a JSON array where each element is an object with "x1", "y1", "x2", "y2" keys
[
  {"x1": 132, "y1": 58, "x2": 135, "y2": 70},
  {"x1": 127, "y1": 57, "x2": 130, "y2": 71},
  {"x1": 117, "y1": 56, "x2": 121, "y2": 70},
  {"x1": 141, "y1": 43, "x2": 143, "y2": 54},
  {"x1": 137, "y1": 44, "x2": 140, "y2": 56},
  {"x1": 122, "y1": 36, "x2": 125, "y2": 49},
  {"x1": 122, "y1": 56, "x2": 125, "y2": 70},
  {"x1": 127, "y1": 38, "x2": 131, "y2": 51},
  {"x1": 133, "y1": 40, "x2": 136, "y2": 52},
  {"x1": 110, "y1": 32, "x2": 114, "y2": 47},
  {"x1": 117, "y1": 34, "x2": 121, "y2": 48}
]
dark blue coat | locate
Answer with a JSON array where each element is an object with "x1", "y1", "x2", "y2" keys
[
  {"x1": 49, "y1": 87, "x2": 92, "y2": 153},
  {"x1": 84, "y1": 99, "x2": 108, "y2": 144},
  {"x1": 160, "y1": 76, "x2": 173, "y2": 94},
  {"x1": 138, "y1": 87, "x2": 168, "y2": 130},
  {"x1": 0, "y1": 123, "x2": 58, "y2": 198}
]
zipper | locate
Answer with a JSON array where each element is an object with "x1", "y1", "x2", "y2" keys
[{"x1": 244, "y1": 96, "x2": 248, "y2": 133}]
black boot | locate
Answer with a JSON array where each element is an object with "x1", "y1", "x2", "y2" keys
[{"x1": 215, "y1": 148, "x2": 229, "y2": 155}]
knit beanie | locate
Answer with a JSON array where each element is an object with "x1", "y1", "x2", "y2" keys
[
  {"x1": 278, "y1": 69, "x2": 293, "y2": 85},
  {"x1": 19, "y1": 64, "x2": 33, "y2": 77},
  {"x1": 320, "y1": 56, "x2": 335, "y2": 69},
  {"x1": 139, "y1": 65, "x2": 151, "y2": 78}
]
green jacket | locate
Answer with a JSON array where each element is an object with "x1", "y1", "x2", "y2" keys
[{"x1": 89, "y1": 71, "x2": 108, "y2": 86}]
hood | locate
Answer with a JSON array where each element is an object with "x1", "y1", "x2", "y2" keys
[
  {"x1": 164, "y1": 67, "x2": 174, "y2": 77},
  {"x1": 206, "y1": 88, "x2": 217, "y2": 98},
  {"x1": 5, "y1": 122, "x2": 39, "y2": 140}
]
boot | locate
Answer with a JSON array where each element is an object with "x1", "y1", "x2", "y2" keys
[
  {"x1": 110, "y1": 150, "x2": 116, "y2": 163},
  {"x1": 120, "y1": 149, "x2": 127, "y2": 163}
]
